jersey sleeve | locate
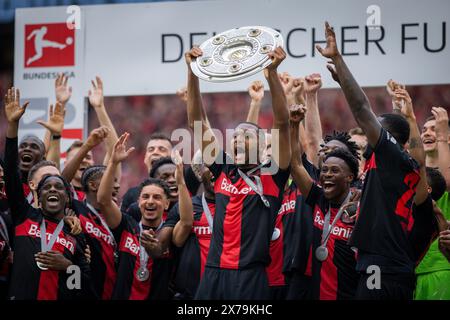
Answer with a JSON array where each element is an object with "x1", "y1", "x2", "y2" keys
[
  {"x1": 305, "y1": 183, "x2": 325, "y2": 209},
  {"x1": 301, "y1": 153, "x2": 320, "y2": 182},
  {"x1": 184, "y1": 166, "x2": 201, "y2": 196},
  {"x1": 4, "y1": 137, "x2": 31, "y2": 225},
  {"x1": 162, "y1": 203, "x2": 180, "y2": 228},
  {"x1": 374, "y1": 128, "x2": 419, "y2": 174}
]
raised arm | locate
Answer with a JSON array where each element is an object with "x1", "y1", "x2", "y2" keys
[
  {"x1": 265, "y1": 47, "x2": 291, "y2": 169},
  {"x1": 37, "y1": 102, "x2": 66, "y2": 170},
  {"x1": 171, "y1": 150, "x2": 193, "y2": 247},
  {"x1": 432, "y1": 107, "x2": 450, "y2": 190},
  {"x1": 303, "y1": 73, "x2": 323, "y2": 166},
  {"x1": 317, "y1": 22, "x2": 381, "y2": 148},
  {"x1": 43, "y1": 73, "x2": 72, "y2": 154},
  {"x1": 61, "y1": 126, "x2": 109, "y2": 183},
  {"x1": 3, "y1": 88, "x2": 30, "y2": 222},
  {"x1": 185, "y1": 47, "x2": 219, "y2": 166},
  {"x1": 97, "y1": 133, "x2": 135, "y2": 230},
  {"x1": 393, "y1": 87, "x2": 427, "y2": 204},
  {"x1": 289, "y1": 104, "x2": 313, "y2": 197},
  {"x1": 88, "y1": 77, "x2": 121, "y2": 179},
  {"x1": 246, "y1": 81, "x2": 264, "y2": 124}
]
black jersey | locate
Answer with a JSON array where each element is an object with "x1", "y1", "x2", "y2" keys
[
  {"x1": 163, "y1": 195, "x2": 215, "y2": 299},
  {"x1": 349, "y1": 129, "x2": 420, "y2": 273}
]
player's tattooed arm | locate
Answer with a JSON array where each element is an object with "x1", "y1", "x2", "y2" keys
[
  {"x1": 246, "y1": 80, "x2": 264, "y2": 125},
  {"x1": 289, "y1": 104, "x2": 313, "y2": 198},
  {"x1": 393, "y1": 87, "x2": 427, "y2": 204},
  {"x1": 316, "y1": 22, "x2": 381, "y2": 149},
  {"x1": 98, "y1": 133, "x2": 135, "y2": 230}
]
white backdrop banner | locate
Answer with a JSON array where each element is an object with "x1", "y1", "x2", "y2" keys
[{"x1": 14, "y1": 0, "x2": 450, "y2": 138}]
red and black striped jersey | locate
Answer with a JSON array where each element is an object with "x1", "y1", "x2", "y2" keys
[
  {"x1": 72, "y1": 200, "x2": 117, "y2": 300},
  {"x1": 349, "y1": 129, "x2": 420, "y2": 273},
  {"x1": 305, "y1": 184, "x2": 358, "y2": 300},
  {"x1": 206, "y1": 151, "x2": 290, "y2": 270},
  {"x1": 163, "y1": 195, "x2": 215, "y2": 299},
  {"x1": 111, "y1": 214, "x2": 173, "y2": 300},
  {"x1": 4, "y1": 137, "x2": 91, "y2": 300}
]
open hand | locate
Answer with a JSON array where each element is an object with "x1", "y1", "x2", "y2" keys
[
  {"x1": 37, "y1": 102, "x2": 66, "y2": 135},
  {"x1": 316, "y1": 21, "x2": 339, "y2": 59},
  {"x1": 88, "y1": 76, "x2": 104, "y2": 109},
  {"x1": 4, "y1": 87, "x2": 29, "y2": 123},
  {"x1": 111, "y1": 132, "x2": 135, "y2": 164},
  {"x1": 55, "y1": 73, "x2": 72, "y2": 104}
]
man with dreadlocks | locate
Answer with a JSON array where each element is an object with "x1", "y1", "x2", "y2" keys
[
  {"x1": 290, "y1": 104, "x2": 360, "y2": 299},
  {"x1": 4, "y1": 87, "x2": 91, "y2": 300}
]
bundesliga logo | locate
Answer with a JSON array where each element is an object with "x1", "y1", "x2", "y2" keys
[{"x1": 24, "y1": 23, "x2": 75, "y2": 68}]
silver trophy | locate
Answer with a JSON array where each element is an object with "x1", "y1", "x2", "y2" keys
[{"x1": 190, "y1": 26, "x2": 284, "y2": 82}]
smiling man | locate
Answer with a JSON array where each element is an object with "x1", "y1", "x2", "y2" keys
[{"x1": 3, "y1": 87, "x2": 91, "y2": 300}]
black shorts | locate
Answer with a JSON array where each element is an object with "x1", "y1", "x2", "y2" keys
[
  {"x1": 195, "y1": 265, "x2": 270, "y2": 300},
  {"x1": 285, "y1": 271, "x2": 312, "y2": 300},
  {"x1": 269, "y1": 285, "x2": 288, "y2": 300},
  {"x1": 355, "y1": 272, "x2": 415, "y2": 300}
]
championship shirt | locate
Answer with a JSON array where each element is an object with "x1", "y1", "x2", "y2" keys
[
  {"x1": 349, "y1": 128, "x2": 420, "y2": 273},
  {"x1": 206, "y1": 150, "x2": 290, "y2": 270},
  {"x1": 163, "y1": 195, "x2": 215, "y2": 299},
  {"x1": 72, "y1": 199, "x2": 117, "y2": 300},
  {"x1": 305, "y1": 183, "x2": 358, "y2": 300},
  {"x1": 5, "y1": 137, "x2": 91, "y2": 300},
  {"x1": 111, "y1": 214, "x2": 173, "y2": 300}
]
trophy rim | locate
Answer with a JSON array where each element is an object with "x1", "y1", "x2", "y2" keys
[{"x1": 190, "y1": 26, "x2": 284, "y2": 83}]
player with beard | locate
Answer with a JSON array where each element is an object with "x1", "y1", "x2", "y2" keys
[
  {"x1": 317, "y1": 22, "x2": 420, "y2": 299},
  {"x1": 121, "y1": 134, "x2": 201, "y2": 214},
  {"x1": 185, "y1": 45, "x2": 291, "y2": 300},
  {"x1": 289, "y1": 104, "x2": 360, "y2": 299},
  {"x1": 98, "y1": 133, "x2": 174, "y2": 300},
  {"x1": 126, "y1": 156, "x2": 179, "y2": 222},
  {"x1": 3, "y1": 88, "x2": 91, "y2": 300}
]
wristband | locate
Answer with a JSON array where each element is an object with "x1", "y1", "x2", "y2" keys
[{"x1": 51, "y1": 134, "x2": 61, "y2": 140}]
